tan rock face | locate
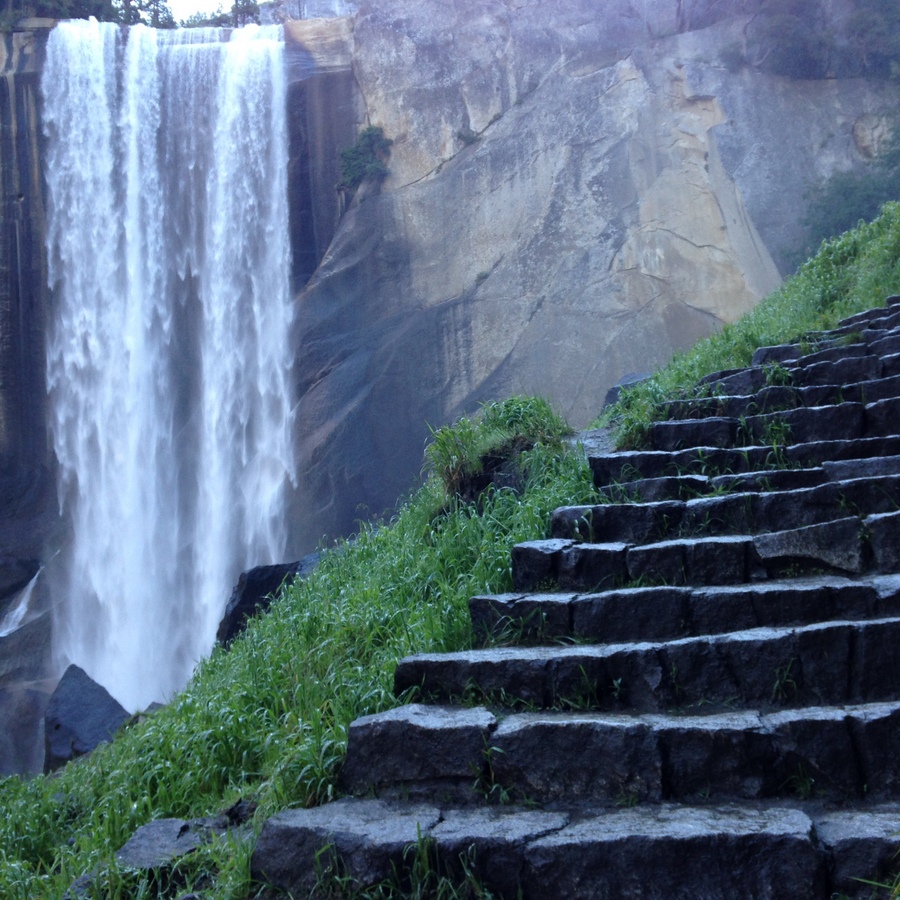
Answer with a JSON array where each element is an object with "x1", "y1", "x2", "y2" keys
[
  {"x1": 285, "y1": 1, "x2": 900, "y2": 551},
  {"x1": 852, "y1": 114, "x2": 892, "y2": 160}
]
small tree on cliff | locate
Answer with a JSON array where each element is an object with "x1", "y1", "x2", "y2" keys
[{"x1": 338, "y1": 125, "x2": 393, "y2": 193}]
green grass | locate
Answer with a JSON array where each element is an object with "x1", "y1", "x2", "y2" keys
[
  {"x1": 0, "y1": 403, "x2": 597, "y2": 899},
  {"x1": 604, "y1": 201, "x2": 900, "y2": 448}
]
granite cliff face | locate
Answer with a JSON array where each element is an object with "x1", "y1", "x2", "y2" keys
[
  {"x1": 286, "y1": 0, "x2": 900, "y2": 551},
  {"x1": 0, "y1": 27, "x2": 54, "y2": 776}
]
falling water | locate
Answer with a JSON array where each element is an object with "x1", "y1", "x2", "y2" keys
[{"x1": 42, "y1": 21, "x2": 295, "y2": 711}]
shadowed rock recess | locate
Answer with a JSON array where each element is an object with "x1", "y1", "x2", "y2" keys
[{"x1": 251, "y1": 296, "x2": 900, "y2": 898}]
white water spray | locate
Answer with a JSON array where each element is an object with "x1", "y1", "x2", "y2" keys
[{"x1": 42, "y1": 21, "x2": 295, "y2": 710}]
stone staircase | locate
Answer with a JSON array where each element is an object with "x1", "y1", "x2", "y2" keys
[{"x1": 250, "y1": 297, "x2": 900, "y2": 898}]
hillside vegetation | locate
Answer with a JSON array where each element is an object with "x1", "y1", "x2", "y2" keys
[
  {"x1": 606, "y1": 201, "x2": 900, "y2": 447},
  {"x1": 1, "y1": 204, "x2": 900, "y2": 897}
]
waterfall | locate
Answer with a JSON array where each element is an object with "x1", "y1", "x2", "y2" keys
[{"x1": 42, "y1": 20, "x2": 296, "y2": 711}]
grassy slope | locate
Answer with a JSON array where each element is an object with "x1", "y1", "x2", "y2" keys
[
  {"x1": 606, "y1": 202, "x2": 900, "y2": 448},
  {"x1": 1, "y1": 204, "x2": 899, "y2": 898}
]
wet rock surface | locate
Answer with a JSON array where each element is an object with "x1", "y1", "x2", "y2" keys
[{"x1": 44, "y1": 664, "x2": 129, "y2": 774}]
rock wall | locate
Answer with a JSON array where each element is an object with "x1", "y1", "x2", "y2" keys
[
  {"x1": 0, "y1": 27, "x2": 54, "y2": 776},
  {"x1": 288, "y1": 0, "x2": 900, "y2": 551},
  {"x1": 0, "y1": 28, "x2": 53, "y2": 558}
]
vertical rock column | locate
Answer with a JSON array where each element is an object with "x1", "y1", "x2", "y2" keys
[
  {"x1": 0, "y1": 27, "x2": 55, "y2": 777},
  {"x1": 0, "y1": 29, "x2": 50, "y2": 520}
]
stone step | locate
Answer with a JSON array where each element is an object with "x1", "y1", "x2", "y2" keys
[
  {"x1": 589, "y1": 434, "x2": 900, "y2": 486},
  {"x1": 600, "y1": 465, "x2": 828, "y2": 503},
  {"x1": 695, "y1": 349, "x2": 900, "y2": 398},
  {"x1": 471, "y1": 574, "x2": 900, "y2": 646},
  {"x1": 249, "y1": 797, "x2": 900, "y2": 899},
  {"x1": 651, "y1": 398, "x2": 900, "y2": 452},
  {"x1": 551, "y1": 473, "x2": 900, "y2": 545},
  {"x1": 340, "y1": 700, "x2": 900, "y2": 807},
  {"x1": 491, "y1": 702, "x2": 900, "y2": 807},
  {"x1": 513, "y1": 516, "x2": 873, "y2": 593},
  {"x1": 830, "y1": 296, "x2": 900, "y2": 332},
  {"x1": 394, "y1": 616, "x2": 900, "y2": 713},
  {"x1": 662, "y1": 373, "x2": 900, "y2": 425},
  {"x1": 599, "y1": 456, "x2": 900, "y2": 503}
]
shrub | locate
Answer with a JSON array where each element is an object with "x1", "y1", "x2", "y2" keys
[
  {"x1": 338, "y1": 125, "x2": 393, "y2": 192},
  {"x1": 424, "y1": 397, "x2": 572, "y2": 499}
]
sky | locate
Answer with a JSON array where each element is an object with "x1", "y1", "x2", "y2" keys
[{"x1": 168, "y1": 0, "x2": 228, "y2": 24}]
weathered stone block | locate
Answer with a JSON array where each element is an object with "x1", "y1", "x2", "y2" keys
[
  {"x1": 341, "y1": 704, "x2": 496, "y2": 795},
  {"x1": 430, "y1": 808, "x2": 568, "y2": 899},
  {"x1": 250, "y1": 800, "x2": 441, "y2": 896},
  {"x1": 658, "y1": 712, "x2": 776, "y2": 800},
  {"x1": 864, "y1": 396, "x2": 900, "y2": 438},
  {"x1": 651, "y1": 417, "x2": 738, "y2": 452},
  {"x1": 469, "y1": 592, "x2": 575, "y2": 644},
  {"x1": 557, "y1": 542, "x2": 628, "y2": 592},
  {"x1": 753, "y1": 517, "x2": 864, "y2": 574},
  {"x1": 816, "y1": 809, "x2": 900, "y2": 899},
  {"x1": 522, "y1": 807, "x2": 824, "y2": 900},
  {"x1": 492, "y1": 713, "x2": 662, "y2": 805},
  {"x1": 745, "y1": 403, "x2": 866, "y2": 446},
  {"x1": 795, "y1": 356, "x2": 882, "y2": 387},
  {"x1": 866, "y1": 511, "x2": 900, "y2": 573},
  {"x1": 752, "y1": 344, "x2": 800, "y2": 366},
  {"x1": 511, "y1": 539, "x2": 572, "y2": 591},
  {"x1": 551, "y1": 502, "x2": 684, "y2": 543},
  {"x1": 570, "y1": 586, "x2": 691, "y2": 643}
]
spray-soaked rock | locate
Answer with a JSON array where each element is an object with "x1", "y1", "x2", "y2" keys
[{"x1": 44, "y1": 664, "x2": 129, "y2": 773}]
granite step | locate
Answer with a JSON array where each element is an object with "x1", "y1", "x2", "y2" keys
[
  {"x1": 250, "y1": 797, "x2": 900, "y2": 899},
  {"x1": 662, "y1": 373, "x2": 900, "y2": 423},
  {"x1": 599, "y1": 466, "x2": 828, "y2": 503},
  {"x1": 651, "y1": 399, "x2": 896, "y2": 452},
  {"x1": 550, "y1": 473, "x2": 900, "y2": 545},
  {"x1": 602, "y1": 454, "x2": 900, "y2": 498},
  {"x1": 394, "y1": 616, "x2": 900, "y2": 714},
  {"x1": 340, "y1": 700, "x2": 900, "y2": 807},
  {"x1": 471, "y1": 574, "x2": 900, "y2": 646},
  {"x1": 694, "y1": 351, "x2": 900, "y2": 398},
  {"x1": 589, "y1": 434, "x2": 900, "y2": 486},
  {"x1": 512, "y1": 517, "x2": 871, "y2": 593}
]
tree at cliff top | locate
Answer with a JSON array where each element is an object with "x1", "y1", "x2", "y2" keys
[
  {"x1": 2, "y1": 0, "x2": 113, "y2": 23},
  {"x1": 1, "y1": 0, "x2": 176, "y2": 26}
]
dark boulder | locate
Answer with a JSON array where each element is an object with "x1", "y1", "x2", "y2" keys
[
  {"x1": 216, "y1": 552, "x2": 319, "y2": 646},
  {"x1": 44, "y1": 664, "x2": 130, "y2": 773},
  {"x1": 64, "y1": 799, "x2": 257, "y2": 898},
  {"x1": 603, "y1": 373, "x2": 650, "y2": 409}
]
